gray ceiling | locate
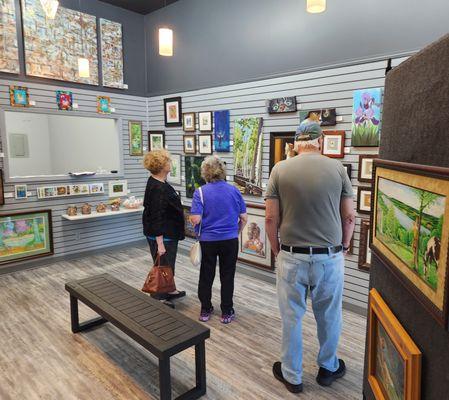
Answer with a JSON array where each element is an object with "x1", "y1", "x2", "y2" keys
[{"x1": 99, "y1": 0, "x2": 179, "y2": 15}]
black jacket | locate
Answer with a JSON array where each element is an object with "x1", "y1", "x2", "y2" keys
[{"x1": 142, "y1": 176, "x2": 185, "y2": 240}]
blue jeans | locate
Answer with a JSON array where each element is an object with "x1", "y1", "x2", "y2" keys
[{"x1": 277, "y1": 249, "x2": 344, "y2": 385}]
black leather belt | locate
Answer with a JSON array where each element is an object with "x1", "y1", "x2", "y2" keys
[{"x1": 280, "y1": 244, "x2": 343, "y2": 255}]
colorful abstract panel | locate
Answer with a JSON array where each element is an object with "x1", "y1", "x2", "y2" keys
[
  {"x1": 100, "y1": 18, "x2": 124, "y2": 89},
  {"x1": 0, "y1": 0, "x2": 19, "y2": 73},
  {"x1": 21, "y1": 0, "x2": 98, "y2": 85},
  {"x1": 214, "y1": 110, "x2": 230, "y2": 152}
]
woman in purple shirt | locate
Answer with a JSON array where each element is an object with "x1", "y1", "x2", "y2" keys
[{"x1": 190, "y1": 156, "x2": 247, "y2": 324}]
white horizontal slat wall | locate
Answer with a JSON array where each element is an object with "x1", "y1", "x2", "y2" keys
[
  {"x1": 148, "y1": 56, "x2": 408, "y2": 310},
  {"x1": 0, "y1": 79, "x2": 149, "y2": 271}
]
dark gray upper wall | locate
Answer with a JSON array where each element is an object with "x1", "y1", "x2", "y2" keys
[
  {"x1": 145, "y1": 0, "x2": 449, "y2": 96},
  {"x1": 2, "y1": 0, "x2": 146, "y2": 97}
]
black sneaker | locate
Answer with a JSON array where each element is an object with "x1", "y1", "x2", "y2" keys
[
  {"x1": 316, "y1": 359, "x2": 346, "y2": 387},
  {"x1": 272, "y1": 362, "x2": 303, "y2": 394}
]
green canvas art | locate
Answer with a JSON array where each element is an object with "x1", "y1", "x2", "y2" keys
[
  {"x1": 185, "y1": 156, "x2": 205, "y2": 198},
  {"x1": 129, "y1": 122, "x2": 143, "y2": 156}
]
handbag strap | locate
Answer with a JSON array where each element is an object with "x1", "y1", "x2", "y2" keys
[
  {"x1": 155, "y1": 254, "x2": 161, "y2": 267},
  {"x1": 197, "y1": 187, "x2": 204, "y2": 238}
]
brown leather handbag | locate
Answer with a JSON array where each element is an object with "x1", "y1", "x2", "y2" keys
[{"x1": 142, "y1": 255, "x2": 176, "y2": 294}]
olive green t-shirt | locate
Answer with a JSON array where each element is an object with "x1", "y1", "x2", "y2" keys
[{"x1": 265, "y1": 153, "x2": 353, "y2": 247}]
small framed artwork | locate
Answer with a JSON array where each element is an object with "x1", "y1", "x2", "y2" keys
[
  {"x1": 268, "y1": 97, "x2": 297, "y2": 114},
  {"x1": 56, "y1": 90, "x2": 73, "y2": 111},
  {"x1": 129, "y1": 121, "x2": 143, "y2": 156},
  {"x1": 368, "y1": 289, "x2": 421, "y2": 400},
  {"x1": 89, "y1": 183, "x2": 105, "y2": 194},
  {"x1": 238, "y1": 203, "x2": 274, "y2": 271},
  {"x1": 358, "y1": 219, "x2": 371, "y2": 271},
  {"x1": 359, "y1": 154, "x2": 378, "y2": 182},
  {"x1": 148, "y1": 131, "x2": 165, "y2": 151},
  {"x1": 97, "y1": 96, "x2": 111, "y2": 114},
  {"x1": 183, "y1": 135, "x2": 196, "y2": 154},
  {"x1": 56, "y1": 186, "x2": 69, "y2": 196},
  {"x1": 14, "y1": 185, "x2": 28, "y2": 200},
  {"x1": 198, "y1": 111, "x2": 213, "y2": 132},
  {"x1": 168, "y1": 153, "x2": 182, "y2": 185},
  {"x1": 9, "y1": 86, "x2": 29, "y2": 107},
  {"x1": 198, "y1": 134, "x2": 213, "y2": 155},
  {"x1": 69, "y1": 184, "x2": 90, "y2": 196},
  {"x1": 343, "y1": 163, "x2": 352, "y2": 180},
  {"x1": 108, "y1": 180, "x2": 128, "y2": 197},
  {"x1": 182, "y1": 112, "x2": 196, "y2": 132},
  {"x1": 164, "y1": 97, "x2": 182, "y2": 127},
  {"x1": 183, "y1": 205, "x2": 197, "y2": 239},
  {"x1": 0, "y1": 210, "x2": 54, "y2": 265},
  {"x1": 372, "y1": 159, "x2": 449, "y2": 328},
  {"x1": 357, "y1": 186, "x2": 372, "y2": 214},
  {"x1": 322, "y1": 130, "x2": 345, "y2": 158},
  {"x1": 0, "y1": 170, "x2": 4, "y2": 206}
]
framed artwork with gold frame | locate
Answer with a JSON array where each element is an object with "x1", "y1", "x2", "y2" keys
[{"x1": 368, "y1": 288, "x2": 421, "y2": 400}]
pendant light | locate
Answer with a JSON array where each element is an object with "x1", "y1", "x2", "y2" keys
[
  {"x1": 307, "y1": 0, "x2": 326, "y2": 14},
  {"x1": 77, "y1": 0, "x2": 90, "y2": 78},
  {"x1": 158, "y1": 0, "x2": 173, "y2": 56},
  {"x1": 40, "y1": 0, "x2": 59, "y2": 19}
]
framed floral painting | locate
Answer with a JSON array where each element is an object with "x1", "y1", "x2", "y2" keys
[
  {"x1": 164, "y1": 97, "x2": 182, "y2": 127},
  {"x1": 56, "y1": 90, "x2": 73, "y2": 111},
  {"x1": 352, "y1": 88, "x2": 382, "y2": 147}
]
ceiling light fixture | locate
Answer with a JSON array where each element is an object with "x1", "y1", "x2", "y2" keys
[
  {"x1": 40, "y1": 0, "x2": 59, "y2": 19},
  {"x1": 307, "y1": 0, "x2": 326, "y2": 14}
]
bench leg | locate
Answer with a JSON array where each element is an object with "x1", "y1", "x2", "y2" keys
[
  {"x1": 70, "y1": 295, "x2": 108, "y2": 333},
  {"x1": 159, "y1": 357, "x2": 172, "y2": 400},
  {"x1": 195, "y1": 341, "x2": 206, "y2": 396}
]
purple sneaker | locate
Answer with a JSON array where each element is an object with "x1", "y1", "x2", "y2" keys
[
  {"x1": 220, "y1": 309, "x2": 235, "y2": 324},
  {"x1": 199, "y1": 307, "x2": 214, "y2": 322}
]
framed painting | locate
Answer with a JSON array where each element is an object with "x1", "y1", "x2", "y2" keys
[
  {"x1": 148, "y1": 131, "x2": 165, "y2": 152},
  {"x1": 198, "y1": 134, "x2": 213, "y2": 155},
  {"x1": 100, "y1": 18, "x2": 124, "y2": 89},
  {"x1": 234, "y1": 117, "x2": 264, "y2": 196},
  {"x1": 183, "y1": 205, "x2": 197, "y2": 239},
  {"x1": 97, "y1": 96, "x2": 111, "y2": 114},
  {"x1": 343, "y1": 163, "x2": 352, "y2": 180},
  {"x1": 268, "y1": 97, "x2": 297, "y2": 114},
  {"x1": 0, "y1": 210, "x2": 54, "y2": 265},
  {"x1": 185, "y1": 156, "x2": 205, "y2": 198},
  {"x1": 269, "y1": 131, "x2": 296, "y2": 172},
  {"x1": 214, "y1": 110, "x2": 230, "y2": 152},
  {"x1": 359, "y1": 154, "x2": 378, "y2": 182},
  {"x1": 238, "y1": 204, "x2": 274, "y2": 271},
  {"x1": 352, "y1": 88, "x2": 382, "y2": 147},
  {"x1": 322, "y1": 130, "x2": 345, "y2": 158},
  {"x1": 0, "y1": 0, "x2": 20, "y2": 74},
  {"x1": 164, "y1": 97, "x2": 182, "y2": 127},
  {"x1": 9, "y1": 86, "x2": 29, "y2": 107},
  {"x1": 183, "y1": 135, "x2": 196, "y2": 154},
  {"x1": 359, "y1": 219, "x2": 371, "y2": 271},
  {"x1": 56, "y1": 90, "x2": 73, "y2": 111},
  {"x1": 108, "y1": 180, "x2": 128, "y2": 197},
  {"x1": 0, "y1": 170, "x2": 4, "y2": 206},
  {"x1": 168, "y1": 153, "x2": 182, "y2": 185},
  {"x1": 306, "y1": 108, "x2": 337, "y2": 126},
  {"x1": 14, "y1": 184, "x2": 28, "y2": 200},
  {"x1": 368, "y1": 288, "x2": 421, "y2": 400},
  {"x1": 357, "y1": 186, "x2": 372, "y2": 214},
  {"x1": 198, "y1": 111, "x2": 213, "y2": 132},
  {"x1": 372, "y1": 159, "x2": 449, "y2": 327},
  {"x1": 183, "y1": 112, "x2": 196, "y2": 132},
  {"x1": 129, "y1": 121, "x2": 143, "y2": 156},
  {"x1": 89, "y1": 183, "x2": 104, "y2": 194}
]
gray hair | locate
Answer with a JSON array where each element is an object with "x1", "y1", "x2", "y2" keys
[
  {"x1": 295, "y1": 137, "x2": 321, "y2": 151},
  {"x1": 201, "y1": 155, "x2": 226, "y2": 182}
]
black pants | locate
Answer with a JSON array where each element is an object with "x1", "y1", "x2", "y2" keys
[
  {"x1": 147, "y1": 239, "x2": 179, "y2": 273},
  {"x1": 198, "y1": 238, "x2": 238, "y2": 314}
]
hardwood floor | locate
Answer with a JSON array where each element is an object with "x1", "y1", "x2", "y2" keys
[{"x1": 0, "y1": 245, "x2": 366, "y2": 400}]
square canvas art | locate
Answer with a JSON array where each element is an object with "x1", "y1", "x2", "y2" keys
[
  {"x1": 9, "y1": 86, "x2": 29, "y2": 107},
  {"x1": 0, "y1": 0, "x2": 20, "y2": 74},
  {"x1": 214, "y1": 110, "x2": 230, "y2": 152},
  {"x1": 100, "y1": 18, "x2": 124, "y2": 89},
  {"x1": 185, "y1": 156, "x2": 205, "y2": 198},
  {"x1": 164, "y1": 97, "x2": 182, "y2": 127},
  {"x1": 352, "y1": 88, "x2": 383, "y2": 147},
  {"x1": 56, "y1": 90, "x2": 73, "y2": 111},
  {"x1": 129, "y1": 121, "x2": 143, "y2": 156},
  {"x1": 234, "y1": 117, "x2": 263, "y2": 196}
]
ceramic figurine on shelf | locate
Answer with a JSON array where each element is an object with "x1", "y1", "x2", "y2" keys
[
  {"x1": 81, "y1": 203, "x2": 92, "y2": 215},
  {"x1": 123, "y1": 196, "x2": 143, "y2": 209},
  {"x1": 96, "y1": 203, "x2": 107, "y2": 213},
  {"x1": 67, "y1": 205, "x2": 77, "y2": 216},
  {"x1": 109, "y1": 198, "x2": 121, "y2": 211}
]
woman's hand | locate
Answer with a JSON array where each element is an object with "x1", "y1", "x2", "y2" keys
[{"x1": 157, "y1": 242, "x2": 166, "y2": 256}]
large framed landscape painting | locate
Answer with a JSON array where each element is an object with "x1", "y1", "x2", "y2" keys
[
  {"x1": 234, "y1": 117, "x2": 263, "y2": 196},
  {"x1": 352, "y1": 88, "x2": 382, "y2": 147},
  {"x1": 238, "y1": 204, "x2": 274, "y2": 271},
  {"x1": 372, "y1": 159, "x2": 449, "y2": 327},
  {"x1": 368, "y1": 289, "x2": 421, "y2": 400},
  {"x1": 0, "y1": 210, "x2": 53, "y2": 265},
  {"x1": 185, "y1": 156, "x2": 205, "y2": 198}
]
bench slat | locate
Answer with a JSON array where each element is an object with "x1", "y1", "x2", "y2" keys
[{"x1": 153, "y1": 320, "x2": 184, "y2": 336}]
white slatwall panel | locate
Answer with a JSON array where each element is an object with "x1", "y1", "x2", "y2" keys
[
  {"x1": 0, "y1": 79, "x2": 149, "y2": 269},
  {"x1": 148, "y1": 56, "x2": 408, "y2": 310}
]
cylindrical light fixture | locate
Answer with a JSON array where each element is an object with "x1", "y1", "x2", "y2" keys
[
  {"x1": 40, "y1": 0, "x2": 59, "y2": 19},
  {"x1": 159, "y1": 28, "x2": 173, "y2": 57},
  {"x1": 307, "y1": 0, "x2": 326, "y2": 14},
  {"x1": 78, "y1": 58, "x2": 90, "y2": 78}
]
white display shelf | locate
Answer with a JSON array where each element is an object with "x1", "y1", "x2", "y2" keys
[{"x1": 61, "y1": 207, "x2": 143, "y2": 221}]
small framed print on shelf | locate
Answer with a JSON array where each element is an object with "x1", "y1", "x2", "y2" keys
[
  {"x1": 164, "y1": 97, "x2": 182, "y2": 127},
  {"x1": 148, "y1": 131, "x2": 165, "y2": 151},
  {"x1": 198, "y1": 134, "x2": 213, "y2": 155},
  {"x1": 358, "y1": 154, "x2": 378, "y2": 182},
  {"x1": 198, "y1": 111, "x2": 213, "y2": 132},
  {"x1": 357, "y1": 186, "x2": 372, "y2": 214},
  {"x1": 182, "y1": 112, "x2": 196, "y2": 132},
  {"x1": 183, "y1": 135, "x2": 196, "y2": 154},
  {"x1": 322, "y1": 131, "x2": 345, "y2": 158},
  {"x1": 14, "y1": 185, "x2": 28, "y2": 200},
  {"x1": 108, "y1": 180, "x2": 128, "y2": 197}
]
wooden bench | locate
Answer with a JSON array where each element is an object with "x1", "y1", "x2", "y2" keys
[{"x1": 65, "y1": 273, "x2": 210, "y2": 400}]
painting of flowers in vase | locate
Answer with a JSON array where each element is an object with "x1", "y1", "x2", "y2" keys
[{"x1": 352, "y1": 88, "x2": 383, "y2": 147}]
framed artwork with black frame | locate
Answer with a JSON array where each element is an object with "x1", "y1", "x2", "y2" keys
[
  {"x1": 358, "y1": 219, "x2": 371, "y2": 271},
  {"x1": 183, "y1": 135, "x2": 196, "y2": 154},
  {"x1": 269, "y1": 131, "x2": 296, "y2": 172},
  {"x1": 164, "y1": 97, "x2": 182, "y2": 127},
  {"x1": 182, "y1": 112, "x2": 196, "y2": 132},
  {"x1": 148, "y1": 131, "x2": 165, "y2": 151},
  {"x1": 358, "y1": 154, "x2": 378, "y2": 182},
  {"x1": 198, "y1": 111, "x2": 213, "y2": 132},
  {"x1": 357, "y1": 186, "x2": 372, "y2": 214}
]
